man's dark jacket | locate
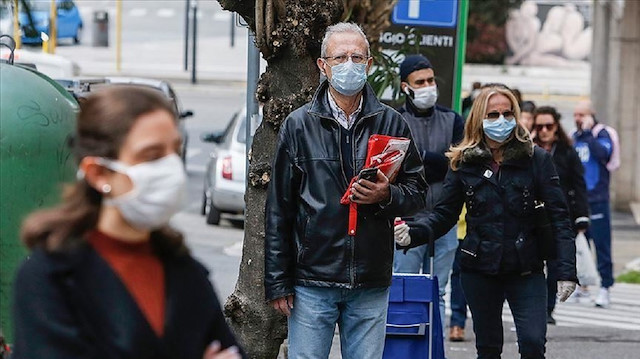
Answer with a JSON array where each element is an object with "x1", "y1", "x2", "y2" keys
[
  {"x1": 264, "y1": 81, "x2": 427, "y2": 302},
  {"x1": 12, "y1": 243, "x2": 245, "y2": 359},
  {"x1": 404, "y1": 139, "x2": 578, "y2": 281}
]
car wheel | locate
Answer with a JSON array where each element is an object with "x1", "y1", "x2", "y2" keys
[
  {"x1": 229, "y1": 219, "x2": 245, "y2": 229},
  {"x1": 74, "y1": 25, "x2": 83, "y2": 44},
  {"x1": 205, "y1": 196, "x2": 221, "y2": 225}
]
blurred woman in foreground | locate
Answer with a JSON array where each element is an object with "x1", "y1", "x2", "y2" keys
[{"x1": 13, "y1": 86, "x2": 245, "y2": 359}]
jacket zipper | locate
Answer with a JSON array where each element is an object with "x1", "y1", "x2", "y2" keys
[
  {"x1": 347, "y1": 111, "x2": 382, "y2": 288},
  {"x1": 315, "y1": 111, "x2": 383, "y2": 289}
]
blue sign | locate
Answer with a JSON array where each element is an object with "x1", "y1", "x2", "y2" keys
[{"x1": 392, "y1": 0, "x2": 458, "y2": 28}]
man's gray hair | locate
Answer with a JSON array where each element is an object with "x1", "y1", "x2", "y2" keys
[{"x1": 321, "y1": 22, "x2": 370, "y2": 57}]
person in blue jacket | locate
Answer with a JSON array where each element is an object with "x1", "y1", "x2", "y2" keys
[{"x1": 572, "y1": 100, "x2": 614, "y2": 307}]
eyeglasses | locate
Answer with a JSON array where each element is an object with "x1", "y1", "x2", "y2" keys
[
  {"x1": 535, "y1": 123, "x2": 556, "y2": 131},
  {"x1": 322, "y1": 53, "x2": 369, "y2": 65},
  {"x1": 486, "y1": 110, "x2": 515, "y2": 120}
]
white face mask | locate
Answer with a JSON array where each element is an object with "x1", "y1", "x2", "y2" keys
[
  {"x1": 405, "y1": 85, "x2": 438, "y2": 110},
  {"x1": 99, "y1": 154, "x2": 187, "y2": 230}
]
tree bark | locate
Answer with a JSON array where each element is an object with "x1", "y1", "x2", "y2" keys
[{"x1": 216, "y1": 1, "x2": 397, "y2": 357}]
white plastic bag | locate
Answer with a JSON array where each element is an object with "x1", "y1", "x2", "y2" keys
[{"x1": 575, "y1": 232, "x2": 600, "y2": 286}]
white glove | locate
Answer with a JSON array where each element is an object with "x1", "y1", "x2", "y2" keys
[
  {"x1": 557, "y1": 281, "x2": 577, "y2": 302},
  {"x1": 394, "y1": 221, "x2": 411, "y2": 246}
]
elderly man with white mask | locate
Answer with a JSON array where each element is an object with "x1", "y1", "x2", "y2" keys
[{"x1": 264, "y1": 22, "x2": 427, "y2": 359}]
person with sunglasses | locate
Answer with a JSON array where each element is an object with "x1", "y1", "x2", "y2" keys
[
  {"x1": 393, "y1": 54, "x2": 465, "y2": 341},
  {"x1": 396, "y1": 85, "x2": 578, "y2": 359},
  {"x1": 532, "y1": 106, "x2": 590, "y2": 325}
]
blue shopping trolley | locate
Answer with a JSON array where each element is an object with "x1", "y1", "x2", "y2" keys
[{"x1": 383, "y1": 235, "x2": 445, "y2": 359}]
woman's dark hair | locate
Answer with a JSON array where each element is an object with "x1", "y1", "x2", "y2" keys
[
  {"x1": 521, "y1": 100, "x2": 536, "y2": 114},
  {"x1": 533, "y1": 106, "x2": 572, "y2": 146},
  {"x1": 21, "y1": 86, "x2": 187, "y2": 256}
]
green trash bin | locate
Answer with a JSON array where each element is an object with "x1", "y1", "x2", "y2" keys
[{"x1": 0, "y1": 61, "x2": 79, "y2": 342}]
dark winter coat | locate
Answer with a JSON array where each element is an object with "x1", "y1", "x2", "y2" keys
[
  {"x1": 548, "y1": 141, "x2": 590, "y2": 231},
  {"x1": 264, "y1": 81, "x2": 427, "y2": 302},
  {"x1": 405, "y1": 139, "x2": 578, "y2": 281},
  {"x1": 12, "y1": 243, "x2": 245, "y2": 359}
]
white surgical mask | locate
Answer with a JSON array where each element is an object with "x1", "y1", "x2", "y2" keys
[
  {"x1": 406, "y1": 85, "x2": 438, "y2": 110},
  {"x1": 327, "y1": 59, "x2": 368, "y2": 96},
  {"x1": 99, "y1": 154, "x2": 186, "y2": 230}
]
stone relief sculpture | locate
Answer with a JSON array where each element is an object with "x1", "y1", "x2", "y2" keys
[{"x1": 506, "y1": 0, "x2": 592, "y2": 67}]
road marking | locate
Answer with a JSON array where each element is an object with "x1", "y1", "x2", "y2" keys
[
  {"x1": 446, "y1": 283, "x2": 640, "y2": 331},
  {"x1": 157, "y1": 8, "x2": 175, "y2": 18},
  {"x1": 501, "y1": 284, "x2": 640, "y2": 330},
  {"x1": 129, "y1": 8, "x2": 148, "y2": 17}
]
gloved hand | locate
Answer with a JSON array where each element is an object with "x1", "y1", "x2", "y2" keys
[
  {"x1": 394, "y1": 218, "x2": 411, "y2": 246},
  {"x1": 557, "y1": 281, "x2": 577, "y2": 302}
]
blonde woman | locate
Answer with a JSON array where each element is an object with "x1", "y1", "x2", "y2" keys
[{"x1": 395, "y1": 85, "x2": 577, "y2": 359}]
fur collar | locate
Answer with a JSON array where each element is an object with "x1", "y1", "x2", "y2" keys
[{"x1": 462, "y1": 138, "x2": 533, "y2": 165}]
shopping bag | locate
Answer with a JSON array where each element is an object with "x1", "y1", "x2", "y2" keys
[
  {"x1": 575, "y1": 232, "x2": 600, "y2": 286},
  {"x1": 340, "y1": 135, "x2": 410, "y2": 236}
]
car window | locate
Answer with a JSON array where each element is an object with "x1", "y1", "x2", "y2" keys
[
  {"x1": 21, "y1": 1, "x2": 50, "y2": 12},
  {"x1": 58, "y1": 1, "x2": 75, "y2": 11},
  {"x1": 236, "y1": 113, "x2": 262, "y2": 144},
  {"x1": 237, "y1": 115, "x2": 247, "y2": 144}
]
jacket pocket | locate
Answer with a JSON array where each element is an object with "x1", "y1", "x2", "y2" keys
[
  {"x1": 476, "y1": 241, "x2": 503, "y2": 274},
  {"x1": 297, "y1": 216, "x2": 310, "y2": 262},
  {"x1": 459, "y1": 232, "x2": 481, "y2": 267},
  {"x1": 515, "y1": 232, "x2": 539, "y2": 273}
]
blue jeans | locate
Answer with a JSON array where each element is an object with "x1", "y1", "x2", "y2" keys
[
  {"x1": 461, "y1": 272, "x2": 547, "y2": 359},
  {"x1": 288, "y1": 286, "x2": 390, "y2": 359},
  {"x1": 450, "y1": 240, "x2": 468, "y2": 328},
  {"x1": 393, "y1": 225, "x2": 458, "y2": 333},
  {"x1": 587, "y1": 201, "x2": 614, "y2": 288}
]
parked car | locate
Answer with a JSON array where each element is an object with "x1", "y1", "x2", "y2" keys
[
  {"x1": 0, "y1": 4, "x2": 12, "y2": 36},
  {"x1": 54, "y1": 76, "x2": 194, "y2": 163},
  {"x1": 18, "y1": 0, "x2": 83, "y2": 44},
  {"x1": 201, "y1": 107, "x2": 261, "y2": 225},
  {"x1": 104, "y1": 77, "x2": 194, "y2": 163},
  {"x1": 0, "y1": 48, "x2": 80, "y2": 77}
]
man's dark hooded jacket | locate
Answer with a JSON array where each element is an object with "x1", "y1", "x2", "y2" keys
[{"x1": 264, "y1": 80, "x2": 427, "y2": 302}]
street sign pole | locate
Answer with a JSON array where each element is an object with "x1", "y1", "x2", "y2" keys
[
  {"x1": 190, "y1": 0, "x2": 197, "y2": 84},
  {"x1": 12, "y1": 0, "x2": 21, "y2": 49},
  {"x1": 454, "y1": 0, "x2": 469, "y2": 113},
  {"x1": 245, "y1": 31, "x2": 259, "y2": 179},
  {"x1": 116, "y1": 0, "x2": 122, "y2": 72},
  {"x1": 184, "y1": 0, "x2": 190, "y2": 71},
  {"x1": 49, "y1": 0, "x2": 56, "y2": 53}
]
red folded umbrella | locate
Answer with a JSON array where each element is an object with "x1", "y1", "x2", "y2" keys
[{"x1": 340, "y1": 134, "x2": 410, "y2": 236}]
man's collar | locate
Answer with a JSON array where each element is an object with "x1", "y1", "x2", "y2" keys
[
  {"x1": 327, "y1": 89, "x2": 363, "y2": 117},
  {"x1": 405, "y1": 97, "x2": 435, "y2": 117}
]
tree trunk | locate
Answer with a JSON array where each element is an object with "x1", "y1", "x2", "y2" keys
[{"x1": 216, "y1": 1, "x2": 396, "y2": 358}]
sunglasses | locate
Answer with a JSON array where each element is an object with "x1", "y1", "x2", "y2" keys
[
  {"x1": 486, "y1": 110, "x2": 515, "y2": 120},
  {"x1": 535, "y1": 123, "x2": 556, "y2": 131}
]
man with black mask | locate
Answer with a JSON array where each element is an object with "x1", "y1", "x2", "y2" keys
[{"x1": 393, "y1": 54, "x2": 465, "y2": 340}]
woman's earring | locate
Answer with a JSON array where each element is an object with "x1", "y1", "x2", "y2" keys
[{"x1": 101, "y1": 184, "x2": 112, "y2": 194}]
